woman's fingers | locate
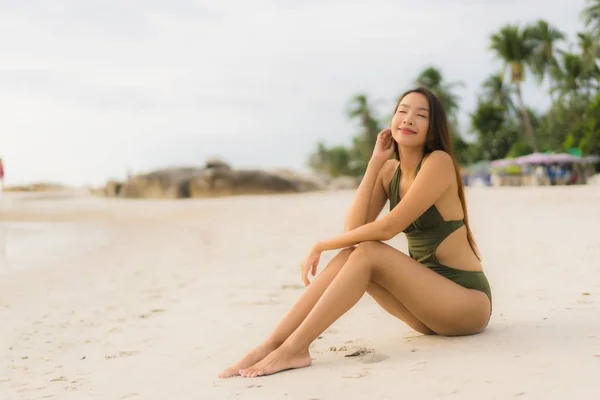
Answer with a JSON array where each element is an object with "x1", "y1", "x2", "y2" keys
[{"x1": 301, "y1": 262, "x2": 310, "y2": 286}]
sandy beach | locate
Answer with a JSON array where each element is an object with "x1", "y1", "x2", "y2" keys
[{"x1": 1, "y1": 186, "x2": 599, "y2": 399}]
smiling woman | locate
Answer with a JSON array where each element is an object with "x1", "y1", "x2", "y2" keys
[{"x1": 219, "y1": 86, "x2": 493, "y2": 379}]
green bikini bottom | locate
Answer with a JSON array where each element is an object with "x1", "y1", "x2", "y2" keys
[{"x1": 426, "y1": 263, "x2": 493, "y2": 308}]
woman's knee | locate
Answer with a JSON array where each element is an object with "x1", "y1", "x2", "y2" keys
[
  {"x1": 353, "y1": 241, "x2": 383, "y2": 259},
  {"x1": 323, "y1": 247, "x2": 355, "y2": 273}
]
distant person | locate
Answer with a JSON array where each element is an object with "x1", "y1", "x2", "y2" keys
[
  {"x1": 0, "y1": 158, "x2": 4, "y2": 195},
  {"x1": 547, "y1": 164, "x2": 557, "y2": 185},
  {"x1": 219, "y1": 87, "x2": 492, "y2": 378}
]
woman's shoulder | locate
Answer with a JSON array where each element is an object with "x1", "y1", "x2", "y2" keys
[
  {"x1": 421, "y1": 151, "x2": 459, "y2": 196},
  {"x1": 422, "y1": 150, "x2": 453, "y2": 166}
]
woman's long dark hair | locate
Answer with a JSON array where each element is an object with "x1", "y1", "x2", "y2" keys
[{"x1": 393, "y1": 86, "x2": 480, "y2": 260}]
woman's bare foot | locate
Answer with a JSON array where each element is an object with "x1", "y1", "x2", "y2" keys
[
  {"x1": 218, "y1": 343, "x2": 277, "y2": 378},
  {"x1": 239, "y1": 345, "x2": 312, "y2": 378}
]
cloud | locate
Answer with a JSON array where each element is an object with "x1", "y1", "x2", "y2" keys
[
  {"x1": 0, "y1": 0, "x2": 590, "y2": 185},
  {"x1": 0, "y1": 0, "x2": 222, "y2": 38}
]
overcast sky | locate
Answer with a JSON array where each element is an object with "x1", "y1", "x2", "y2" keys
[{"x1": 0, "y1": 0, "x2": 589, "y2": 185}]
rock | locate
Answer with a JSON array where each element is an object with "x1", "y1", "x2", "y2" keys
[
  {"x1": 270, "y1": 169, "x2": 327, "y2": 192},
  {"x1": 328, "y1": 176, "x2": 360, "y2": 190},
  {"x1": 189, "y1": 168, "x2": 299, "y2": 198},
  {"x1": 117, "y1": 168, "x2": 203, "y2": 199},
  {"x1": 204, "y1": 157, "x2": 231, "y2": 170},
  {"x1": 102, "y1": 165, "x2": 324, "y2": 199},
  {"x1": 104, "y1": 180, "x2": 122, "y2": 197}
]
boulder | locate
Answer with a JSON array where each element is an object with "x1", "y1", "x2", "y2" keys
[
  {"x1": 101, "y1": 165, "x2": 325, "y2": 199},
  {"x1": 270, "y1": 168, "x2": 328, "y2": 192},
  {"x1": 204, "y1": 157, "x2": 231, "y2": 170},
  {"x1": 189, "y1": 168, "x2": 299, "y2": 198},
  {"x1": 116, "y1": 168, "x2": 204, "y2": 199},
  {"x1": 104, "y1": 180, "x2": 122, "y2": 197}
]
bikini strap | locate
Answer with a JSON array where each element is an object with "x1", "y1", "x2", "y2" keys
[
  {"x1": 389, "y1": 164, "x2": 401, "y2": 210},
  {"x1": 414, "y1": 156, "x2": 425, "y2": 177}
]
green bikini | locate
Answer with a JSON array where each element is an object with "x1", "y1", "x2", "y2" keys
[{"x1": 389, "y1": 162, "x2": 493, "y2": 306}]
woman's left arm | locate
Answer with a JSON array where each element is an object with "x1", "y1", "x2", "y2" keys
[
  {"x1": 301, "y1": 151, "x2": 455, "y2": 285},
  {"x1": 316, "y1": 151, "x2": 455, "y2": 252}
]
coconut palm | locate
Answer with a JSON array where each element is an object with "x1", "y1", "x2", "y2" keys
[
  {"x1": 481, "y1": 73, "x2": 515, "y2": 113},
  {"x1": 413, "y1": 66, "x2": 471, "y2": 163},
  {"x1": 576, "y1": 32, "x2": 600, "y2": 76},
  {"x1": 347, "y1": 94, "x2": 381, "y2": 147},
  {"x1": 581, "y1": 0, "x2": 600, "y2": 37},
  {"x1": 489, "y1": 24, "x2": 539, "y2": 152},
  {"x1": 552, "y1": 51, "x2": 600, "y2": 99},
  {"x1": 414, "y1": 66, "x2": 464, "y2": 119},
  {"x1": 347, "y1": 94, "x2": 383, "y2": 171},
  {"x1": 526, "y1": 20, "x2": 565, "y2": 85}
]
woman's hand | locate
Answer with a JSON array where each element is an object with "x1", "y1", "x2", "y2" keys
[
  {"x1": 371, "y1": 128, "x2": 395, "y2": 164},
  {"x1": 301, "y1": 244, "x2": 323, "y2": 286}
]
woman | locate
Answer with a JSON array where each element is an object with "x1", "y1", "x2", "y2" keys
[{"x1": 219, "y1": 87, "x2": 492, "y2": 379}]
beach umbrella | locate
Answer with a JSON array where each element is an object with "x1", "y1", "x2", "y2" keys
[
  {"x1": 490, "y1": 158, "x2": 514, "y2": 168},
  {"x1": 515, "y1": 152, "x2": 580, "y2": 165}
]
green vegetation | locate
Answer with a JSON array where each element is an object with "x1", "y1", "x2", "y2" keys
[{"x1": 308, "y1": 0, "x2": 600, "y2": 177}]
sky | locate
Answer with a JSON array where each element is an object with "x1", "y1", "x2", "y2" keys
[{"x1": 0, "y1": 0, "x2": 590, "y2": 186}]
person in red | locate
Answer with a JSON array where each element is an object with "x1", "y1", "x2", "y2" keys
[{"x1": 0, "y1": 158, "x2": 4, "y2": 193}]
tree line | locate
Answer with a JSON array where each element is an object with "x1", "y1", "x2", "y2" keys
[{"x1": 308, "y1": 0, "x2": 600, "y2": 177}]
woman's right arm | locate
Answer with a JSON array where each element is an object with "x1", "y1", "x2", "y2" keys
[{"x1": 343, "y1": 159, "x2": 391, "y2": 232}]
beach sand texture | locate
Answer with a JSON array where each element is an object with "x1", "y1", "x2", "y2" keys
[{"x1": 1, "y1": 186, "x2": 599, "y2": 399}]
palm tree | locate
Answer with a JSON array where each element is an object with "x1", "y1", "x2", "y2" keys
[
  {"x1": 413, "y1": 67, "x2": 470, "y2": 163},
  {"x1": 526, "y1": 20, "x2": 565, "y2": 85},
  {"x1": 552, "y1": 51, "x2": 600, "y2": 99},
  {"x1": 414, "y1": 66, "x2": 464, "y2": 118},
  {"x1": 346, "y1": 95, "x2": 382, "y2": 170},
  {"x1": 552, "y1": 53, "x2": 584, "y2": 97},
  {"x1": 489, "y1": 24, "x2": 539, "y2": 152},
  {"x1": 576, "y1": 32, "x2": 600, "y2": 77},
  {"x1": 581, "y1": 0, "x2": 600, "y2": 37},
  {"x1": 481, "y1": 73, "x2": 515, "y2": 113},
  {"x1": 346, "y1": 94, "x2": 381, "y2": 146}
]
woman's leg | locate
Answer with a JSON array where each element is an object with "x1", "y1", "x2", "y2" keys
[
  {"x1": 240, "y1": 241, "x2": 491, "y2": 378},
  {"x1": 220, "y1": 245, "x2": 432, "y2": 377},
  {"x1": 218, "y1": 247, "x2": 354, "y2": 378},
  {"x1": 367, "y1": 282, "x2": 435, "y2": 335}
]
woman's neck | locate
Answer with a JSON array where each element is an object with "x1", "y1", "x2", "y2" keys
[{"x1": 399, "y1": 147, "x2": 425, "y2": 178}]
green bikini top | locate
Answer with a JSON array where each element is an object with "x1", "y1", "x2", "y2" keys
[{"x1": 388, "y1": 159, "x2": 465, "y2": 263}]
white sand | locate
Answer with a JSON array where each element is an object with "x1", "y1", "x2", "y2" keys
[{"x1": 1, "y1": 187, "x2": 599, "y2": 399}]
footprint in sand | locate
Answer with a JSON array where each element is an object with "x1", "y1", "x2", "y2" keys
[
  {"x1": 105, "y1": 351, "x2": 140, "y2": 360},
  {"x1": 343, "y1": 347, "x2": 390, "y2": 364},
  {"x1": 361, "y1": 353, "x2": 390, "y2": 364},
  {"x1": 343, "y1": 369, "x2": 370, "y2": 379},
  {"x1": 139, "y1": 308, "x2": 166, "y2": 319},
  {"x1": 281, "y1": 284, "x2": 304, "y2": 290}
]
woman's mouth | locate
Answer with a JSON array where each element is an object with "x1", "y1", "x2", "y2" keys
[{"x1": 399, "y1": 127, "x2": 417, "y2": 135}]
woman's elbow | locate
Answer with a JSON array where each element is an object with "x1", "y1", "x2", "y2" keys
[{"x1": 380, "y1": 224, "x2": 399, "y2": 241}]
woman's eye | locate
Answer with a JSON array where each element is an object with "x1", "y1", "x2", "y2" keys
[{"x1": 418, "y1": 114, "x2": 426, "y2": 118}]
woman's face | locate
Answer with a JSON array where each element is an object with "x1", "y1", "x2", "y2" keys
[{"x1": 391, "y1": 92, "x2": 430, "y2": 148}]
